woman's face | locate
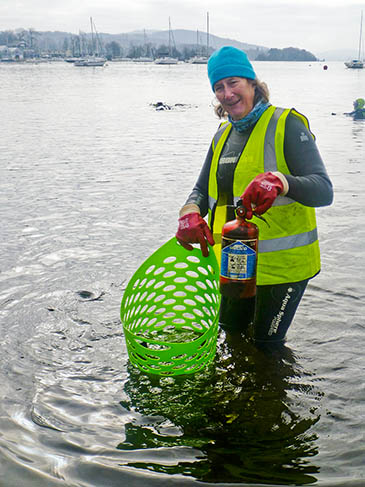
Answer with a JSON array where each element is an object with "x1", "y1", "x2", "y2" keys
[{"x1": 214, "y1": 77, "x2": 255, "y2": 120}]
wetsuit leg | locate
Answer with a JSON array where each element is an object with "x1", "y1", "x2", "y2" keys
[
  {"x1": 219, "y1": 295, "x2": 255, "y2": 333},
  {"x1": 253, "y1": 279, "x2": 309, "y2": 343}
]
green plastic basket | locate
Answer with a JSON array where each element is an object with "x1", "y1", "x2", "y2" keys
[{"x1": 120, "y1": 237, "x2": 221, "y2": 376}]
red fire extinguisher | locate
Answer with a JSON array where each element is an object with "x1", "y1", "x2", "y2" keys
[
  {"x1": 218, "y1": 201, "x2": 262, "y2": 330},
  {"x1": 220, "y1": 201, "x2": 259, "y2": 300}
]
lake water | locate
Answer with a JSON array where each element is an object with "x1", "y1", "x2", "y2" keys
[{"x1": 0, "y1": 59, "x2": 364, "y2": 487}]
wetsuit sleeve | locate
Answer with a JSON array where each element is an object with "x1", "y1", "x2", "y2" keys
[
  {"x1": 284, "y1": 114, "x2": 333, "y2": 207},
  {"x1": 182, "y1": 144, "x2": 213, "y2": 217}
]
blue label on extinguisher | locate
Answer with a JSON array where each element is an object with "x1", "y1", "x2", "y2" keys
[{"x1": 221, "y1": 241, "x2": 257, "y2": 280}]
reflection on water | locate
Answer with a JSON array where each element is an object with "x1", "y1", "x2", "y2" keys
[
  {"x1": 120, "y1": 331, "x2": 321, "y2": 485},
  {"x1": 350, "y1": 118, "x2": 365, "y2": 147}
]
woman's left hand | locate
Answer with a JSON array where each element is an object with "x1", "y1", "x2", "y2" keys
[{"x1": 240, "y1": 172, "x2": 285, "y2": 219}]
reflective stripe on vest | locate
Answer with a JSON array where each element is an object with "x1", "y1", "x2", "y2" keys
[
  {"x1": 208, "y1": 106, "x2": 321, "y2": 285},
  {"x1": 258, "y1": 227, "x2": 318, "y2": 253}
]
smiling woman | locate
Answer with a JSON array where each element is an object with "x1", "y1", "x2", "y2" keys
[
  {"x1": 176, "y1": 45, "x2": 333, "y2": 346},
  {"x1": 213, "y1": 77, "x2": 256, "y2": 120},
  {"x1": 213, "y1": 77, "x2": 270, "y2": 121},
  {"x1": 208, "y1": 46, "x2": 270, "y2": 122}
]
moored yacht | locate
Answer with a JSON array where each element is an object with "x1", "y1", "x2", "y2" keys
[{"x1": 74, "y1": 57, "x2": 106, "y2": 67}]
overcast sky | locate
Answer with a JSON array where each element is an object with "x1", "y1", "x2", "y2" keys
[{"x1": 1, "y1": 0, "x2": 365, "y2": 55}]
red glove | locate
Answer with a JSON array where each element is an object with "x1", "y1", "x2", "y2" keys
[
  {"x1": 176, "y1": 213, "x2": 215, "y2": 257},
  {"x1": 241, "y1": 172, "x2": 284, "y2": 219}
]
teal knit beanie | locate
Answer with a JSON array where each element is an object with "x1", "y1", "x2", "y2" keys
[{"x1": 207, "y1": 46, "x2": 256, "y2": 91}]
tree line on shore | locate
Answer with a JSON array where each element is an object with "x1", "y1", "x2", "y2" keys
[
  {"x1": 256, "y1": 47, "x2": 317, "y2": 62},
  {"x1": 0, "y1": 29, "x2": 318, "y2": 62},
  {"x1": 0, "y1": 29, "x2": 212, "y2": 60}
]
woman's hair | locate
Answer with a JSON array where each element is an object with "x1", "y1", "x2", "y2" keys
[{"x1": 213, "y1": 78, "x2": 270, "y2": 119}]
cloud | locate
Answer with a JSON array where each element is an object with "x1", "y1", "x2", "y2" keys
[{"x1": 0, "y1": 0, "x2": 364, "y2": 53}]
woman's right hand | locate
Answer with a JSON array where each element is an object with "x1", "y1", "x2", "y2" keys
[{"x1": 176, "y1": 213, "x2": 215, "y2": 257}]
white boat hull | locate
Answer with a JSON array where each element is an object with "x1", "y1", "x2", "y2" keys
[
  {"x1": 154, "y1": 57, "x2": 178, "y2": 65},
  {"x1": 74, "y1": 57, "x2": 106, "y2": 67},
  {"x1": 189, "y1": 56, "x2": 208, "y2": 64},
  {"x1": 344, "y1": 60, "x2": 364, "y2": 68}
]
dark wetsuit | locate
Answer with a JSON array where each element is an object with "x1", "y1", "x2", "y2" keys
[
  {"x1": 183, "y1": 113, "x2": 333, "y2": 343},
  {"x1": 349, "y1": 108, "x2": 365, "y2": 120}
]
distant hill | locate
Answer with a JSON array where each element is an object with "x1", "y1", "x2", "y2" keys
[
  {"x1": 256, "y1": 47, "x2": 317, "y2": 62},
  {"x1": 1, "y1": 27, "x2": 320, "y2": 61},
  {"x1": 95, "y1": 28, "x2": 270, "y2": 59}
]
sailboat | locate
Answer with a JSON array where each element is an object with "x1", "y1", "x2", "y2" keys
[
  {"x1": 345, "y1": 11, "x2": 364, "y2": 69},
  {"x1": 189, "y1": 12, "x2": 210, "y2": 64},
  {"x1": 134, "y1": 30, "x2": 154, "y2": 62},
  {"x1": 154, "y1": 18, "x2": 178, "y2": 64},
  {"x1": 74, "y1": 17, "x2": 107, "y2": 67}
]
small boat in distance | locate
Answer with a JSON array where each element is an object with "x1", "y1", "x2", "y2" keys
[
  {"x1": 134, "y1": 30, "x2": 154, "y2": 62},
  {"x1": 154, "y1": 56, "x2": 178, "y2": 65},
  {"x1": 189, "y1": 55, "x2": 208, "y2": 64},
  {"x1": 74, "y1": 57, "x2": 106, "y2": 67},
  {"x1": 74, "y1": 17, "x2": 107, "y2": 67},
  {"x1": 344, "y1": 59, "x2": 364, "y2": 69},
  {"x1": 188, "y1": 13, "x2": 210, "y2": 64},
  {"x1": 64, "y1": 57, "x2": 80, "y2": 63},
  {"x1": 155, "y1": 17, "x2": 178, "y2": 65},
  {"x1": 345, "y1": 11, "x2": 364, "y2": 69}
]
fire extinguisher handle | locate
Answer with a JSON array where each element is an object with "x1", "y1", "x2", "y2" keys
[{"x1": 235, "y1": 200, "x2": 270, "y2": 227}]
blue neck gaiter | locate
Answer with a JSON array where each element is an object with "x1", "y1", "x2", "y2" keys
[{"x1": 228, "y1": 100, "x2": 271, "y2": 132}]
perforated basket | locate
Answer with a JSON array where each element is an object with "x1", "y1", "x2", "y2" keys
[{"x1": 120, "y1": 237, "x2": 221, "y2": 376}]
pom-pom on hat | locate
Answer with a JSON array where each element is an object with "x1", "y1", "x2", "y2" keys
[{"x1": 207, "y1": 46, "x2": 256, "y2": 91}]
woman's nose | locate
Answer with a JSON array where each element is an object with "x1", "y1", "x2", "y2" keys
[{"x1": 223, "y1": 86, "x2": 234, "y2": 99}]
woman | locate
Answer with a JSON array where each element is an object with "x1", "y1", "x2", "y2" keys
[{"x1": 176, "y1": 46, "x2": 333, "y2": 344}]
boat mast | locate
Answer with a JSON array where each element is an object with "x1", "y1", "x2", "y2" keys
[
  {"x1": 168, "y1": 17, "x2": 172, "y2": 57},
  {"x1": 206, "y1": 12, "x2": 210, "y2": 57},
  {"x1": 358, "y1": 10, "x2": 363, "y2": 60},
  {"x1": 90, "y1": 17, "x2": 95, "y2": 56},
  {"x1": 93, "y1": 19, "x2": 103, "y2": 56}
]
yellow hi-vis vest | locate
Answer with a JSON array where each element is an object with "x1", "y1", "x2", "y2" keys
[{"x1": 208, "y1": 105, "x2": 321, "y2": 285}]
